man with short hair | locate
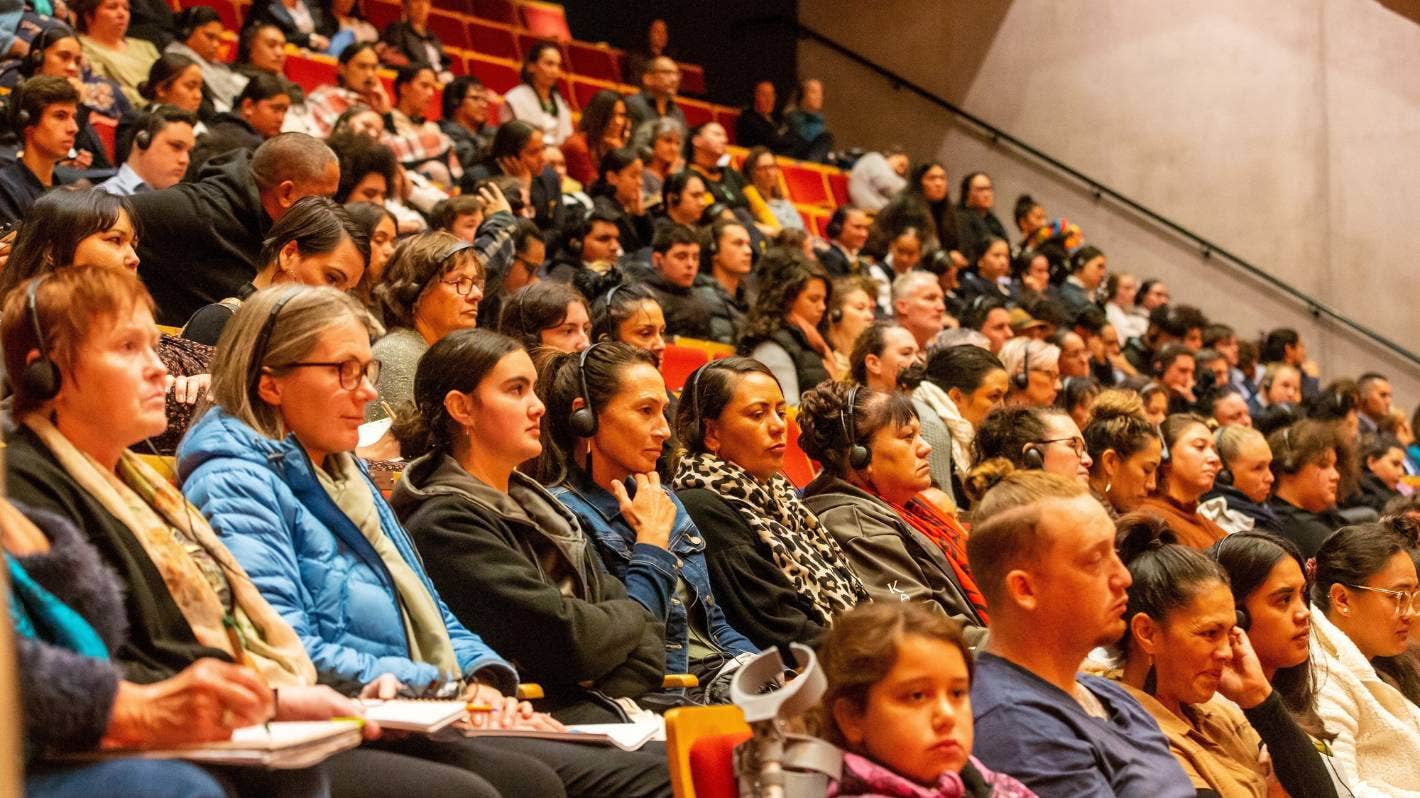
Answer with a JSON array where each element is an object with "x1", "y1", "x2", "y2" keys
[
  {"x1": 659, "y1": 171, "x2": 707, "y2": 227},
  {"x1": 132, "y1": 132, "x2": 341, "y2": 324},
  {"x1": 961, "y1": 296, "x2": 1014, "y2": 354},
  {"x1": 546, "y1": 201, "x2": 622, "y2": 282},
  {"x1": 699, "y1": 218, "x2": 751, "y2": 344},
  {"x1": 384, "y1": 63, "x2": 461, "y2": 185},
  {"x1": 893, "y1": 271, "x2": 949, "y2": 348},
  {"x1": 626, "y1": 55, "x2": 687, "y2": 131},
  {"x1": 814, "y1": 205, "x2": 869, "y2": 277},
  {"x1": 847, "y1": 145, "x2": 907, "y2": 212},
  {"x1": 99, "y1": 105, "x2": 198, "y2": 195},
  {"x1": 1357, "y1": 372, "x2": 1392, "y2": 434},
  {"x1": 967, "y1": 478, "x2": 1195, "y2": 797},
  {"x1": 640, "y1": 222, "x2": 711, "y2": 340},
  {"x1": 686, "y1": 122, "x2": 746, "y2": 208},
  {"x1": 0, "y1": 76, "x2": 80, "y2": 223},
  {"x1": 1123, "y1": 303, "x2": 1206, "y2": 373},
  {"x1": 439, "y1": 76, "x2": 495, "y2": 170},
  {"x1": 303, "y1": 42, "x2": 391, "y2": 138}
]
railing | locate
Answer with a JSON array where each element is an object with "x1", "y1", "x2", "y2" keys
[{"x1": 796, "y1": 23, "x2": 1420, "y2": 370}]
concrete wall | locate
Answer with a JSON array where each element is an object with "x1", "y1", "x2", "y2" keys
[{"x1": 798, "y1": 0, "x2": 1420, "y2": 403}]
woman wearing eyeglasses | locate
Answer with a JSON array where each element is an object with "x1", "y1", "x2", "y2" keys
[
  {"x1": 1135, "y1": 414, "x2": 1227, "y2": 549},
  {"x1": 999, "y1": 336, "x2": 1061, "y2": 408},
  {"x1": 1309, "y1": 521, "x2": 1420, "y2": 796},
  {"x1": 963, "y1": 405, "x2": 1092, "y2": 505}
]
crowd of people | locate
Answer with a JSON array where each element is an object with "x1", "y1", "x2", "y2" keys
[{"x1": 4, "y1": 2, "x2": 1420, "y2": 798}]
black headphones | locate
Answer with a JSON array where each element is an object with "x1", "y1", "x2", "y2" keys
[
  {"x1": 839, "y1": 383, "x2": 871, "y2": 470},
  {"x1": 396, "y1": 240, "x2": 475, "y2": 307},
  {"x1": 9, "y1": 80, "x2": 30, "y2": 130},
  {"x1": 1012, "y1": 343, "x2": 1032, "y2": 391},
  {"x1": 247, "y1": 291, "x2": 299, "y2": 404},
  {"x1": 1022, "y1": 442, "x2": 1045, "y2": 470},
  {"x1": 684, "y1": 362, "x2": 711, "y2": 442},
  {"x1": 132, "y1": 103, "x2": 176, "y2": 152},
  {"x1": 22, "y1": 25, "x2": 72, "y2": 78},
  {"x1": 1235, "y1": 608, "x2": 1251, "y2": 631},
  {"x1": 568, "y1": 341, "x2": 608, "y2": 437},
  {"x1": 19, "y1": 275, "x2": 60, "y2": 401}
]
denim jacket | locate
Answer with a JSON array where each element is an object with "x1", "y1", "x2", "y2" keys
[{"x1": 549, "y1": 473, "x2": 758, "y2": 673}]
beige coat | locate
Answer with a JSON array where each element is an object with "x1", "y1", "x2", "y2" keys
[{"x1": 1311, "y1": 607, "x2": 1420, "y2": 797}]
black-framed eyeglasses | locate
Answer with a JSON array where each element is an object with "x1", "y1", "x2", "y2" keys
[
  {"x1": 441, "y1": 275, "x2": 483, "y2": 296},
  {"x1": 282, "y1": 358, "x2": 381, "y2": 390},
  {"x1": 1345, "y1": 584, "x2": 1420, "y2": 617},
  {"x1": 1035, "y1": 436, "x2": 1087, "y2": 457}
]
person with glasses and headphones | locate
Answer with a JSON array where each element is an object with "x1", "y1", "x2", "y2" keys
[
  {"x1": 534, "y1": 342, "x2": 758, "y2": 702},
  {"x1": 999, "y1": 335, "x2": 1062, "y2": 409},
  {"x1": 383, "y1": 330, "x2": 676, "y2": 795},
  {"x1": 797, "y1": 380, "x2": 989, "y2": 646},
  {"x1": 963, "y1": 405, "x2": 1092, "y2": 506},
  {"x1": 1308, "y1": 519, "x2": 1420, "y2": 795}
]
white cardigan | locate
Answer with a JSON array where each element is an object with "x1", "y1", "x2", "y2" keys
[
  {"x1": 498, "y1": 84, "x2": 573, "y2": 146},
  {"x1": 1310, "y1": 607, "x2": 1420, "y2": 797}
]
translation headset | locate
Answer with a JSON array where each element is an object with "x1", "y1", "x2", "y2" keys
[
  {"x1": 396, "y1": 240, "x2": 476, "y2": 307},
  {"x1": 1012, "y1": 343, "x2": 1032, "y2": 391},
  {"x1": 132, "y1": 103, "x2": 178, "y2": 152},
  {"x1": 21, "y1": 25, "x2": 71, "y2": 78},
  {"x1": 568, "y1": 341, "x2": 609, "y2": 437},
  {"x1": 9, "y1": 80, "x2": 30, "y2": 130},
  {"x1": 20, "y1": 275, "x2": 61, "y2": 400},
  {"x1": 1213, "y1": 428, "x2": 1234, "y2": 486},
  {"x1": 1022, "y1": 440, "x2": 1045, "y2": 470},
  {"x1": 839, "y1": 383, "x2": 871, "y2": 470},
  {"x1": 247, "y1": 291, "x2": 299, "y2": 403}
]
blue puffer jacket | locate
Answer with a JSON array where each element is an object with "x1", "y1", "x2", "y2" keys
[{"x1": 177, "y1": 406, "x2": 515, "y2": 691}]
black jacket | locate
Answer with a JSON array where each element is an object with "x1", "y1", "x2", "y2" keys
[
  {"x1": 247, "y1": 0, "x2": 333, "y2": 51},
  {"x1": 1202, "y1": 483, "x2": 1284, "y2": 533},
  {"x1": 1354, "y1": 473, "x2": 1401, "y2": 514},
  {"x1": 131, "y1": 149, "x2": 271, "y2": 325},
  {"x1": 187, "y1": 113, "x2": 263, "y2": 179},
  {"x1": 1268, "y1": 497, "x2": 1345, "y2": 558},
  {"x1": 676, "y1": 487, "x2": 825, "y2": 649},
  {"x1": 735, "y1": 108, "x2": 785, "y2": 150},
  {"x1": 636, "y1": 266, "x2": 713, "y2": 341},
  {"x1": 739, "y1": 325, "x2": 830, "y2": 396},
  {"x1": 698, "y1": 273, "x2": 747, "y2": 345},
  {"x1": 380, "y1": 20, "x2": 449, "y2": 71},
  {"x1": 390, "y1": 452, "x2": 665, "y2": 722}
]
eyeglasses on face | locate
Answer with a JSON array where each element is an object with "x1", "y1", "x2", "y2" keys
[
  {"x1": 1035, "y1": 436, "x2": 1087, "y2": 457},
  {"x1": 282, "y1": 358, "x2": 381, "y2": 390},
  {"x1": 1345, "y1": 584, "x2": 1420, "y2": 617},
  {"x1": 441, "y1": 275, "x2": 483, "y2": 296}
]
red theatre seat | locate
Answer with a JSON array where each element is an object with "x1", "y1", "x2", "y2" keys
[
  {"x1": 363, "y1": 0, "x2": 400, "y2": 30},
  {"x1": 680, "y1": 63, "x2": 706, "y2": 96},
  {"x1": 827, "y1": 171, "x2": 849, "y2": 206},
  {"x1": 517, "y1": 31, "x2": 564, "y2": 63},
  {"x1": 470, "y1": 0, "x2": 516, "y2": 24},
  {"x1": 689, "y1": 732, "x2": 752, "y2": 798},
  {"x1": 430, "y1": 0, "x2": 470, "y2": 13},
  {"x1": 780, "y1": 162, "x2": 832, "y2": 207},
  {"x1": 89, "y1": 116, "x2": 116, "y2": 165},
  {"x1": 714, "y1": 107, "x2": 740, "y2": 143},
  {"x1": 285, "y1": 54, "x2": 338, "y2": 96},
  {"x1": 680, "y1": 100, "x2": 713, "y2": 129},
  {"x1": 428, "y1": 10, "x2": 471, "y2": 50},
  {"x1": 572, "y1": 78, "x2": 614, "y2": 110},
  {"x1": 782, "y1": 415, "x2": 819, "y2": 488},
  {"x1": 380, "y1": 75, "x2": 438, "y2": 120},
  {"x1": 661, "y1": 345, "x2": 709, "y2": 393},
  {"x1": 467, "y1": 56, "x2": 521, "y2": 94},
  {"x1": 567, "y1": 42, "x2": 620, "y2": 83},
  {"x1": 469, "y1": 19, "x2": 520, "y2": 60},
  {"x1": 520, "y1": 1, "x2": 571, "y2": 42}
]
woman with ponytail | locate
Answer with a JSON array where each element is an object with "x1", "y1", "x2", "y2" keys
[{"x1": 1111, "y1": 514, "x2": 1337, "y2": 797}]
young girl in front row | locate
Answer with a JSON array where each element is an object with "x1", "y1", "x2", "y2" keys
[{"x1": 817, "y1": 603, "x2": 1037, "y2": 798}]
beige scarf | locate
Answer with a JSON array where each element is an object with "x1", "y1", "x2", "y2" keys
[{"x1": 25, "y1": 414, "x2": 316, "y2": 687}]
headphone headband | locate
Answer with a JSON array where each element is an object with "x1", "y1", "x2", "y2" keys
[
  {"x1": 839, "y1": 383, "x2": 871, "y2": 470},
  {"x1": 567, "y1": 341, "x2": 608, "y2": 438},
  {"x1": 247, "y1": 291, "x2": 299, "y2": 403}
]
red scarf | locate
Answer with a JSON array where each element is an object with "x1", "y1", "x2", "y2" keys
[{"x1": 890, "y1": 497, "x2": 990, "y2": 623}]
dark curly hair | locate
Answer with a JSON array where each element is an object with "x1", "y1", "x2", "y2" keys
[
  {"x1": 739, "y1": 247, "x2": 831, "y2": 346},
  {"x1": 797, "y1": 381, "x2": 917, "y2": 478}
]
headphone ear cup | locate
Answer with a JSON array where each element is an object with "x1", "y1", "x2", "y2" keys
[
  {"x1": 19, "y1": 358, "x2": 61, "y2": 401},
  {"x1": 829, "y1": 307, "x2": 842, "y2": 325},
  {"x1": 568, "y1": 406, "x2": 597, "y2": 437},
  {"x1": 396, "y1": 280, "x2": 424, "y2": 307},
  {"x1": 1215, "y1": 466, "x2": 1233, "y2": 487},
  {"x1": 848, "y1": 442, "x2": 871, "y2": 470},
  {"x1": 1235, "y1": 608, "x2": 1251, "y2": 631},
  {"x1": 1023, "y1": 444, "x2": 1045, "y2": 470},
  {"x1": 134, "y1": 128, "x2": 152, "y2": 150},
  {"x1": 1013, "y1": 369, "x2": 1030, "y2": 391}
]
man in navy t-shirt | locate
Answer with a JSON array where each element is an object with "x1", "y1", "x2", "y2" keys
[{"x1": 966, "y1": 478, "x2": 1196, "y2": 797}]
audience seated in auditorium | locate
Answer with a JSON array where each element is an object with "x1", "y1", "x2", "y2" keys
[
  {"x1": 246, "y1": 0, "x2": 331, "y2": 54},
  {"x1": 966, "y1": 405, "x2": 1091, "y2": 505},
  {"x1": 998, "y1": 336, "x2": 1061, "y2": 408},
  {"x1": 166, "y1": 8, "x2": 247, "y2": 112},
  {"x1": 1357, "y1": 372, "x2": 1393, "y2": 434},
  {"x1": 329, "y1": 130, "x2": 398, "y2": 204},
  {"x1": 1103, "y1": 272, "x2": 1147, "y2": 340},
  {"x1": 633, "y1": 116, "x2": 684, "y2": 199},
  {"x1": 1052, "y1": 245, "x2": 1105, "y2": 318},
  {"x1": 849, "y1": 320, "x2": 918, "y2": 394},
  {"x1": 379, "y1": 0, "x2": 450, "y2": 76},
  {"x1": 130, "y1": 51, "x2": 204, "y2": 129},
  {"x1": 798, "y1": 381, "x2": 989, "y2": 642},
  {"x1": 131, "y1": 132, "x2": 338, "y2": 324},
  {"x1": 656, "y1": 169, "x2": 705, "y2": 229},
  {"x1": 779, "y1": 78, "x2": 833, "y2": 163},
  {"x1": 739, "y1": 247, "x2": 837, "y2": 405},
  {"x1": 631, "y1": 221, "x2": 712, "y2": 341},
  {"x1": 590, "y1": 148, "x2": 652, "y2": 253},
  {"x1": 686, "y1": 121, "x2": 746, "y2": 209},
  {"x1": 848, "y1": 146, "x2": 908, "y2": 212},
  {"x1": 76, "y1": 0, "x2": 161, "y2": 107},
  {"x1": 738, "y1": 147, "x2": 800, "y2": 236},
  {"x1": 561, "y1": 89, "x2": 628, "y2": 187},
  {"x1": 1134, "y1": 413, "x2": 1226, "y2": 548},
  {"x1": 429, "y1": 194, "x2": 484, "y2": 241},
  {"x1": 1111, "y1": 514, "x2": 1337, "y2": 797},
  {"x1": 621, "y1": 17, "x2": 670, "y2": 88},
  {"x1": 824, "y1": 275, "x2": 875, "y2": 363},
  {"x1": 98, "y1": 104, "x2": 195, "y2": 195},
  {"x1": 440, "y1": 76, "x2": 496, "y2": 171},
  {"x1": 182, "y1": 195, "x2": 369, "y2": 345},
  {"x1": 891, "y1": 271, "x2": 948, "y2": 349},
  {"x1": 1123, "y1": 303, "x2": 1205, "y2": 374},
  {"x1": 543, "y1": 201, "x2": 617, "y2": 283},
  {"x1": 1082, "y1": 389, "x2": 1162, "y2": 517},
  {"x1": 959, "y1": 295, "x2": 1013, "y2": 355},
  {"x1": 1262, "y1": 327, "x2": 1321, "y2": 401},
  {"x1": 874, "y1": 161, "x2": 963, "y2": 266},
  {"x1": 815, "y1": 204, "x2": 870, "y2": 277},
  {"x1": 734, "y1": 80, "x2": 784, "y2": 151},
  {"x1": 6, "y1": 25, "x2": 116, "y2": 171},
  {"x1": 0, "y1": 76, "x2": 80, "y2": 223},
  {"x1": 964, "y1": 471, "x2": 1195, "y2": 797},
  {"x1": 499, "y1": 41, "x2": 572, "y2": 147},
  {"x1": 188, "y1": 73, "x2": 290, "y2": 174},
  {"x1": 626, "y1": 55, "x2": 686, "y2": 133},
  {"x1": 384, "y1": 64, "x2": 460, "y2": 186},
  {"x1": 496, "y1": 280, "x2": 591, "y2": 354},
  {"x1": 1266, "y1": 419, "x2": 1346, "y2": 558},
  {"x1": 957, "y1": 235, "x2": 1013, "y2": 305},
  {"x1": 699, "y1": 218, "x2": 752, "y2": 344},
  {"x1": 1356, "y1": 433, "x2": 1406, "y2": 513},
  {"x1": 1308, "y1": 521, "x2": 1420, "y2": 795},
  {"x1": 673, "y1": 358, "x2": 868, "y2": 649},
  {"x1": 306, "y1": 42, "x2": 389, "y2": 138},
  {"x1": 343, "y1": 199, "x2": 398, "y2": 286},
  {"x1": 465, "y1": 120, "x2": 564, "y2": 231}
]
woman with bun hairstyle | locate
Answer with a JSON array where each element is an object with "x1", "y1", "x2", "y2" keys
[
  {"x1": 1083, "y1": 389, "x2": 1163, "y2": 517},
  {"x1": 1110, "y1": 514, "x2": 1337, "y2": 797},
  {"x1": 906, "y1": 343, "x2": 1009, "y2": 505},
  {"x1": 1210, "y1": 532, "x2": 1353, "y2": 793},
  {"x1": 1309, "y1": 521, "x2": 1420, "y2": 796},
  {"x1": 797, "y1": 381, "x2": 988, "y2": 644},
  {"x1": 672, "y1": 358, "x2": 869, "y2": 649},
  {"x1": 1135, "y1": 414, "x2": 1227, "y2": 548},
  {"x1": 963, "y1": 405, "x2": 1092, "y2": 505},
  {"x1": 535, "y1": 342, "x2": 757, "y2": 692}
]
